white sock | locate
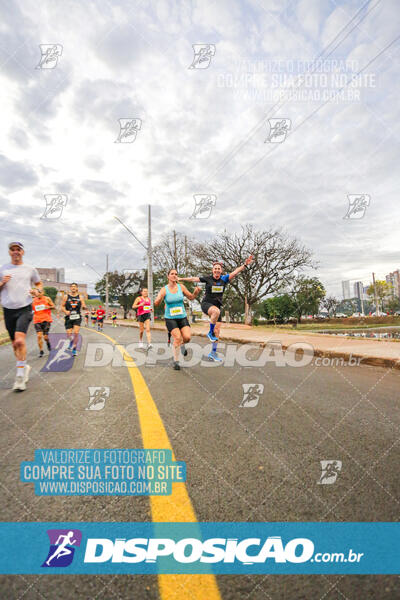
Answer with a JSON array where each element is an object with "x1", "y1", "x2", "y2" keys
[{"x1": 16, "y1": 360, "x2": 26, "y2": 378}]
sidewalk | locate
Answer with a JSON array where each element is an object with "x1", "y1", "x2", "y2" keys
[{"x1": 107, "y1": 320, "x2": 400, "y2": 370}]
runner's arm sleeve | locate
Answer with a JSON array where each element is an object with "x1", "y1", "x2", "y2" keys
[
  {"x1": 221, "y1": 274, "x2": 230, "y2": 283},
  {"x1": 31, "y1": 268, "x2": 41, "y2": 284},
  {"x1": 199, "y1": 276, "x2": 208, "y2": 283}
]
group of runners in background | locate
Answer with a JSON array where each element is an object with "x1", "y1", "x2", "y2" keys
[{"x1": 0, "y1": 240, "x2": 253, "y2": 389}]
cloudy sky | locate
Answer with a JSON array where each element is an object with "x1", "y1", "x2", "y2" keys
[{"x1": 0, "y1": 0, "x2": 399, "y2": 296}]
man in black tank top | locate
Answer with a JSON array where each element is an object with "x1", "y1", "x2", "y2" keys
[{"x1": 61, "y1": 283, "x2": 87, "y2": 356}]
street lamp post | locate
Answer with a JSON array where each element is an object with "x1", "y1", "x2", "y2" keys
[{"x1": 114, "y1": 206, "x2": 154, "y2": 325}]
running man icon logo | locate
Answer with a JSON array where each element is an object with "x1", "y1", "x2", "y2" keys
[
  {"x1": 42, "y1": 529, "x2": 82, "y2": 567},
  {"x1": 40, "y1": 194, "x2": 68, "y2": 220},
  {"x1": 240, "y1": 384, "x2": 264, "y2": 407},
  {"x1": 41, "y1": 333, "x2": 82, "y2": 372},
  {"x1": 188, "y1": 44, "x2": 216, "y2": 69},
  {"x1": 115, "y1": 119, "x2": 142, "y2": 143},
  {"x1": 86, "y1": 386, "x2": 110, "y2": 411},
  {"x1": 265, "y1": 119, "x2": 291, "y2": 143},
  {"x1": 190, "y1": 194, "x2": 217, "y2": 219},
  {"x1": 36, "y1": 44, "x2": 63, "y2": 69},
  {"x1": 343, "y1": 195, "x2": 370, "y2": 219},
  {"x1": 317, "y1": 460, "x2": 342, "y2": 485}
]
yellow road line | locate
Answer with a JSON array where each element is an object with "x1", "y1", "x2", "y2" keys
[{"x1": 90, "y1": 329, "x2": 222, "y2": 600}]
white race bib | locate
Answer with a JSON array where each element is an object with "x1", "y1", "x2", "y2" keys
[
  {"x1": 35, "y1": 304, "x2": 46, "y2": 311},
  {"x1": 170, "y1": 306, "x2": 183, "y2": 316},
  {"x1": 143, "y1": 305, "x2": 151, "y2": 312},
  {"x1": 69, "y1": 312, "x2": 80, "y2": 320},
  {"x1": 211, "y1": 285, "x2": 224, "y2": 293}
]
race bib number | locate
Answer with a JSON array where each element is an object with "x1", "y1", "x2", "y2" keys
[
  {"x1": 143, "y1": 305, "x2": 151, "y2": 312},
  {"x1": 69, "y1": 312, "x2": 80, "y2": 320},
  {"x1": 211, "y1": 285, "x2": 224, "y2": 294},
  {"x1": 170, "y1": 306, "x2": 183, "y2": 316},
  {"x1": 34, "y1": 304, "x2": 45, "y2": 311}
]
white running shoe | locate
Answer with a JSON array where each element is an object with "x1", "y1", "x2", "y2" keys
[
  {"x1": 147, "y1": 343, "x2": 153, "y2": 350},
  {"x1": 12, "y1": 375, "x2": 26, "y2": 392},
  {"x1": 23, "y1": 365, "x2": 32, "y2": 383},
  {"x1": 139, "y1": 342, "x2": 144, "y2": 349}
]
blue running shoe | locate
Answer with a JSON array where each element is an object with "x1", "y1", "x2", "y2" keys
[
  {"x1": 208, "y1": 351, "x2": 222, "y2": 362},
  {"x1": 207, "y1": 331, "x2": 218, "y2": 342},
  {"x1": 72, "y1": 348, "x2": 77, "y2": 357}
]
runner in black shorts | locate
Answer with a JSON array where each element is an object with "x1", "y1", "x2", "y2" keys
[
  {"x1": 0, "y1": 242, "x2": 42, "y2": 391},
  {"x1": 32, "y1": 288, "x2": 55, "y2": 356},
  {"x1": 132, "y1": 288, "x2": 153, "y2": 349},
  {"x1": 179, "y1": 255, "x2": 253, "y2": 361},
  {"x1": 154, "y1": 269, "x2": 201, "y2": 370},
  {"x1": 61, "y1": 283, "x2": 87, "y2": 356}
]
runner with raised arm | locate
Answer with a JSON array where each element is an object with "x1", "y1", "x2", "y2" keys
[
  {"x1": 0, "y1": 242, "x2": 42, "y2": 391},
  {"x1": 154, "y1": 269, "x2": 201, "y2": 370},
  {"x1": 179, "y1": 255, "x2": 253, "y2": 361}
]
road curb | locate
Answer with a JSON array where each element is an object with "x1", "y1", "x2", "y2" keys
[{"x1": 105, "y1": 321, "x2": 400, "y2": 371}]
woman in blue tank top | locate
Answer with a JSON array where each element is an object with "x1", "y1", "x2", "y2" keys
[{"x1": 154, "y1": 268, "x2": 201, "y2": 370}]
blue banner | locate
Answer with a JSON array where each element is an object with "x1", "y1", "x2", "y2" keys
[{"x1": 0, "y1": 522, "x2": 398, "y2": 574}]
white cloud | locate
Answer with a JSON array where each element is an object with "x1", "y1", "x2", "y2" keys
[{"x1": 0, "y1": 0, "x2": 398, "y2": 296}]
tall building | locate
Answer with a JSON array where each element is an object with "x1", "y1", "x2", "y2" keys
[
  {"x1": 37, "y1": 267, "x2": 65, "y2": 283},
  {"x1": 353, "y1": 281, "x2": 364, "y2": 300},
  {"x1": 385, "y1": 270, "x2": 400, "y2": 298},
  {"x1": 341, "y1": 280, "x2": 351, "y2": 300},
  {"x1": 36, "y1": 267, "x2": 87, "y2": 299}
]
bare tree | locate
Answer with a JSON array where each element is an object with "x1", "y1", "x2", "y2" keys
[
  {"x1": 152, "y1": 231, "x2": 197, "y2": 275},
  {"x1": 192, "y1": 225, "x2": 315, "y2": 324},
  {"x1": 321, "y1": 295, "x2": 339, "y2": 317}
]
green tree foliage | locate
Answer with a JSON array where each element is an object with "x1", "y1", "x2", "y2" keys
[{"x1": 43, "y1": 286, "x2": 58, "y2": 302}]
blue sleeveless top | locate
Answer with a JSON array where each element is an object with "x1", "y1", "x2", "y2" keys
[{"x1": 164, "y1": 284, "x2": 187, "y2": 319}]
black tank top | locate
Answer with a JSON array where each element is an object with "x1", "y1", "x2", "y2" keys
[{"x1": 65, "y1": 294, "x2": 81, "y2": 314}]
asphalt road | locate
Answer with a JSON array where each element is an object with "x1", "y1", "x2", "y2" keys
[{"x1": 0, "y1": 319, "x2": 399, "y2": 599}]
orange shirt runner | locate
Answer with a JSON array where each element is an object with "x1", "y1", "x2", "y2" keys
[{"x1": 32, "y1": 296, "x2": 53, "y2": 324}]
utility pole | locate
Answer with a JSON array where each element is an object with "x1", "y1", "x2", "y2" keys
[
  {"x1": 184, "y1": 234, "x2": 192, "y2": 323},
  {"x1": 105, "y1": 254, "x2": 109, "y2": 316},
  {"x1": 113, "y1": 211, "x2": 153, "y2": 323},
  {"x1": 148, "y1": 205, "x2": 154, "y2": 325},
  {"x1": 372, "y1": 272, "x2": 379, "y2": 316}
]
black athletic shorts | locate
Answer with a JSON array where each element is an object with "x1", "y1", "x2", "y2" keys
[
  {"x1": 165, "y1": 317, "x2": 190, "y2": 332},
  {"x1": 138, "y1": 313, "x2": 151, "y2": 323},
  {"x1": 201, "y1": 301, "x2": 222, "y2": 322},
  {"x1": 34, "y1": 321, "x2": 51, "y2": 335},
  {"x1": 3, "y1": 304, "x2": 33, "y2": 340},
  {"x1": 65, "y1": 316, "x2": 82, "y2": 329}
]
